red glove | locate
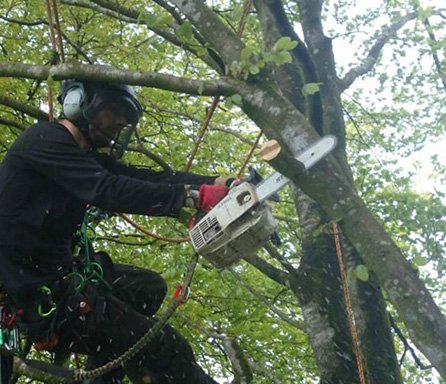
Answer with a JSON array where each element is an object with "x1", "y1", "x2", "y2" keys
[{"x1": 197, "y1": 184, "x2": 229, "y2": 212}]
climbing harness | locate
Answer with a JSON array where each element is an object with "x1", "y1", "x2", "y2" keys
[{"x1": 72, "y1": 252, "x2": 199, "y2": 382}]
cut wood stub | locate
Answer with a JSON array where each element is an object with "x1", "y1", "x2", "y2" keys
[{"x1": 259, "y1": 139, "x2": 281, "y2": 162}]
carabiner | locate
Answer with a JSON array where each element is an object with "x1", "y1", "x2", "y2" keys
[{"x1": 37, "y1": 286, "x2": 57, "y2": 318}]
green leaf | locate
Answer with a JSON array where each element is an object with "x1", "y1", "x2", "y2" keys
[
  {"x1": 176, "y1": 21, "x2": 194, "y2": 42},
  {"x1": 302, "y1": 82, "x2": 322, "y2": 96},
  {"x1": 272, "y1": 51, "x2": 292, "y2": 65},
  {"x1": 231, "y1": 94, "x2": 242, "y2": 105},
  {"x1": 353, "y1": 265, "x2": 369, "y2": 282},
  {"x1": 249, "y1": 64, "x2": 260, "y2": 75},
  {"x1": 46, "y1": 75, "x2": 56, "y2": 87},
  {"x1": 413, "y1": 254, "x2": 429, "y2": 267},
  {"x1": 240, "y1": 46, "x2": 254, "y2": 64},
  {"x1": 273, "y1": 36, "x2": 298, "y2": 52},
  {"x1": 138, "y1": 12, "x2": 171, "y2": 29}
]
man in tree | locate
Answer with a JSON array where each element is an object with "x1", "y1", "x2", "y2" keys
[{"x1": 0, "y1": 79, "x2": 228, "y2": 383}]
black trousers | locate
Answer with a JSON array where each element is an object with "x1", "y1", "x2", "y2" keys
[{"x1": 14, "y1": 262, "x2": 217, "y2": 384}]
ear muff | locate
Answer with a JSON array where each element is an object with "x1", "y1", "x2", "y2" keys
[{"x1": 61, "y1": 82, "x2": 88, "y2": 121}]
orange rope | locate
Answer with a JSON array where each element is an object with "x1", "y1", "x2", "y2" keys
[
  {"x1": 45, "y1": 0, "x2": 65, "y2": 122},
  {"x1": 118, "y1": 213, "x2": 189, "y2": 244},
  {"x1": 183, "y1": 96, "x2": 220, "y2": 172},
  {"x1": 237, "y1": 130, "x2": 262, "y2": 178},
  {"x1": 183, "y1": 0, "x2": 253, "y2": 173},
  {"x1": 51, "y1": 0, "x2": 66, "y2": 62},
  {"x1": 333, "y1": 222, "x2": 367, "y2": 384}
]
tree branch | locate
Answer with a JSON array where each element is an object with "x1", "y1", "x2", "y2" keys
[
  {"x1": 168, "y1": 0, "x2": 245, "y2": 67},
  {"x1": 252, "y1": 0, "x2": 324, "y2": 133},
  {"x1": 229, "y1": 269, "x2": 304, "y2": 330},
  {"x1": 0, "y1": 95, "x2": 48, "y2": 120},
  {"x1": 297, "y1": 0, "x2": 347, "y2": 153},
  {"x1": 263, "y1": 243, "x2": 299, "y2": 275},
  {"x1": 339, "y1": 12, "x2": 418, "y2": 91},
  {"x1": 128, "y1": 138, "x2": 172, "y2": 171},
  {"x1": 243, "y1": 253, "x2": 296, "y2": 289},
  {"x1": 0, "y1": 117, "x2": 27, "y2": 131},
  {"x1": 81, "y1": 0, "x2": 224, "y2": 71},
  {"x1": 13, "y1": 358, "x2": 70, "y2": 384},
  {"x1": 423, "y1": 17, "x2": 446, "y2": 96},
  {"x1": 0, "y1": 61, "x2": 235, "y2": 96}
]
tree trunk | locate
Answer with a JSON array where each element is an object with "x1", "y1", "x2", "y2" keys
[{"x1": 295, "y1": 191, "x2": 402, "y2": 383}]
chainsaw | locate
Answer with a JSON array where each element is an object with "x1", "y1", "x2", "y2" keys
[{"x1": 189, "y1": 135, "x2": 337, "y2": 268}]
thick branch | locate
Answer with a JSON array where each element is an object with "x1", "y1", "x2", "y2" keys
[
  {"x1": 13, "y1": 358, "x2": 70, "y2": 384},
  {"x1": 340, "y1": 12, "x2": 418, "y2": 91},
  {"x1": 0, "y1": 61, "x2": 234, "y2": 96},
  {"x1": 252, "y1": 0, "x2": 324, "y2": 134},
  {"x1": 169, "y1": 0, "x2": 245, "y2": 67},
  {"x1": 263, "y1": 242, "x2": 299, "y2": 275},
  {"x1": 0, "y1": 95, "x2": 48, "y2": 120},
  {"x1": 297, "y1": 0, "x2": 346, "y2": 148},
  {"x1": 243, "y1": 253, "x2": 295, "y2": 288},
  {"x1": 126, "y1": 143, "x2": 171, "y2": 170},
  {"x1": 61, "y1": 0, "x2": 135, "y2": 22},
  {"x1": 0, "y1": 118, "x2": 27, "y2": 131},
  {"x1": 82, "y1": 0, "x2": 223, "y2": 71}
]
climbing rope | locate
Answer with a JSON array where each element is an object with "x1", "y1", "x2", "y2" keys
[
  {"x1": 184, "y1": 96, "x2": 220, "y2": 173},
  {"x1": 117, "y1": 213, "x2": 189, "y2": 243},
  {"x1": 45, "y1": 0, "x2": 65, "y2": 122},
  {"x1": 183, "y1": 0, "x2": 253, "y2": 172},
  {"x1": 237, "y1": 130, "x2": 262, "y2": 178},
  {"x1": 332, "y1": 222, "x2": 366, "y2": 384}
]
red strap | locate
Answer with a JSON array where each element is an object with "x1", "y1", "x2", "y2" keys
[
  {"x1": 173, "y1": 284, "x2": 190, "y2": 305},
  {"x1": 34, "y1": 333, "x2": 59, "y2": 351}
]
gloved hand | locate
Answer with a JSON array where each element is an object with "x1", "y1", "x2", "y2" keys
[
  {"x1": 197, "y1": 184, "x2": 229, "y2": 212},
  {"x1": 183, "y1": 184, "x2": 230, "y2": 211}
]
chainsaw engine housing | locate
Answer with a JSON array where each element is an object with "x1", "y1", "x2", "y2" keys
[{"x1": 189, "y1": 183, "x2": 276, "y2": 268}]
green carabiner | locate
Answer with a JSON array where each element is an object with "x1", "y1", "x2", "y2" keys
[
  {"x1": 66, "y1": 272, "x2": 86, "y2": 292},
  {"x1": 37, "y1": 286, "x2": 57, "y2": 318},
  {"x1": 87, "y1": 262, "x2": 104, "y2": 285}
]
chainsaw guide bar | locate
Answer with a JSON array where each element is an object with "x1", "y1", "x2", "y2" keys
[{"x1": 189, "y1": 135, "x2": 337, "y2": 268}]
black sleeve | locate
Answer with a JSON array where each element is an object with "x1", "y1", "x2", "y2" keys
[
  {"x1": 95, "y1": 153, "x2": 218, "y2": 185},
  {"x1": 14, "y1": 122, "x2": 187, "y2": 217}
]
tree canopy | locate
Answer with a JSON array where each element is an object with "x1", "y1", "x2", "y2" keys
[{"x1": 0, "y1": 0, "x2": 445, "y2": 383}]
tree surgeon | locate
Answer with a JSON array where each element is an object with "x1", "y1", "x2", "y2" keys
[{"x1": 0, "y1": 79, "x2": 230, "y2": 384}]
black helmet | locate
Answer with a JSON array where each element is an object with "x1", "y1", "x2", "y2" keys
[{"x1": 58, "y1": 79, "x2": 142, "y2": 157}]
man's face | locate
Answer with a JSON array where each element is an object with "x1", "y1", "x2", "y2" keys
[{"x1": 88, "y1": 102, "x2": 128, "y2": 148}]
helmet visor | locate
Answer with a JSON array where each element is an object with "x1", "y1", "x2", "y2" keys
[{"x1": 110, "y1": 123, "x2": 135, "y2": 158}]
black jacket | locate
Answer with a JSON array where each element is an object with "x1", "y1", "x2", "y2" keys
[{"x1": 0, "y1": 121, "x2": 215, "y2": 292}]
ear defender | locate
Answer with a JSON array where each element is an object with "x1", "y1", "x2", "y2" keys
[{"x1": 62, "y1": 83, "x2": 87, "y2": 121}]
